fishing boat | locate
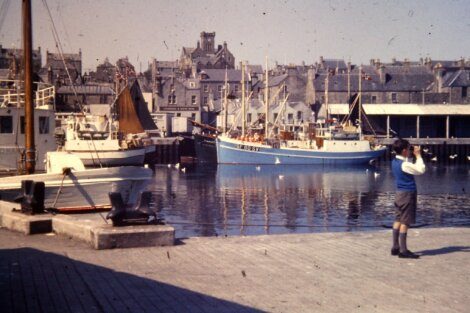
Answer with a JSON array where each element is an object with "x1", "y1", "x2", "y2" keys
[
  {"x1": 216, "y1": 60, "x2": 386, "y2": 165},
  {"x1": 62, "y1": 112, "x2": 147, "y2": 167},
  {"x1": 0, "y1": 0, "x2": 153, "y2": 211},
  {"x1": 0, "y1": 151, "x2": 152, "y2": 211},
  {"x1": 0, "y1": 81, "x2": 56, "y2": 173}
]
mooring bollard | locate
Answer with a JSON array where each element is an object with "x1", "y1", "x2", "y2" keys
[
  {"x1": 106, "y1": 191, "x2": 162, "y2": 226},
  {"x1": 14, "y1": 180, "x2": 45, "y2": 215}
]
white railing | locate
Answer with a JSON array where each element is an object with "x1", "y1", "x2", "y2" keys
[{"x1": 0, "y1": 79, "x2": 55, "y2": 109}]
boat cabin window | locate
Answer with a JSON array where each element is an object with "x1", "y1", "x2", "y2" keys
[
  {"x1": 0, "y1": 116, "x2": 13, "y2": 133},
  {"x1": 39, "y1": 116, "x2": 50, "y2": 134}
]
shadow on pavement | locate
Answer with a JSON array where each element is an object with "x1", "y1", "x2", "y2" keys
[
  {"x1": 0, "y1": 248, "x2": 264, "y2": 313},
  {"x1": 417, "y1": 245, "x2": 470, "y2": 256}
]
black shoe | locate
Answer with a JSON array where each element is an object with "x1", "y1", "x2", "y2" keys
[
  {"x1": 391, "y1": 248, "x2": 400, "y2": 256},
  {"x1": 398, "y1": 250, "x2": 420, "y2": 259}
]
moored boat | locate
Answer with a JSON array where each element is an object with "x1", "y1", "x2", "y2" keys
[{"x1": 0, "y1": 152, "x2": 152, "y2": 211}]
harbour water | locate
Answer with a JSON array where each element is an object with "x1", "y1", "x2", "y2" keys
[{"x1": 148, "y1": 164, "x2": 470, "y2": 238}]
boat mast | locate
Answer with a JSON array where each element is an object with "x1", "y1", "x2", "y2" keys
[
  {"x1": 23, "y1": 0, "x2": 35, "y2": 174},
  {"x1": 358, "y1": 65, "x2": 362, "y2": 136},
  {"x1": 324, "y1": 74, "x2": 329, "y2": 121},
  {"x1": 223, "y1": 67, "x2": 228, "y2": 133},
  {"x1": 241, "y1": 61, "x2": 246, "y2": 137},
  {"x1": 264, "y1": 56, "x2": 269, "y2": 139}
]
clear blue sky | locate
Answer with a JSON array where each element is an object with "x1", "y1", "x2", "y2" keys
[{"x1": 1, "y1": 0, "x2": 469, "y2": 72}]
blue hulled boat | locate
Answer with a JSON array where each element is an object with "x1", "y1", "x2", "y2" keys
[{"x1": 216, "y1": 133, "x2": 386, "y2": 165}]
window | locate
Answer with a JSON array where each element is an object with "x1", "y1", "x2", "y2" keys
[
  {"x1": 168, "y1": 95, "x2": 177, "y2": 104},
  {"x1": 0, "y1": 116, "x2": 13, "y2": 133},
  {"x1": 297, "y1": 111, "x2": 302, "y2": 120},
  {"x1": 217, "y1": 85, "x2": 222, "y2": 92},
  {"x1": 371, "y1": 95, "x2": 377, "y2": 104},
  {"x1": 189, "y1": 82, "x2": 196, "y2": 88},
  {"x1": 391, "y1": 93, "x2": 397, "y2": 103},
  {"x1": 191, "y1": 95, "x2": 197, "y2": 105},
  {"x1": 191, "y1": 113, "x2": 196, "y2": 120},
  {"x1": 234, "y1": 85, "x2": 239, "y2": 93},
  {"x1": 247, "y1": 113, "x2": 252, "y2": 123},
  {"x1": 176, "y1": 113, "x2": 181, "y2": 117},
  {"x1": 462, "y1": 87, "x2": 468, "y2": 98},
  {"x1": 203, "y1": 96, "x2": 208, "y2": 105},
  {"x1": 39, "y1": 116, "x2": 50, "y2": 134},
  {"x1": 287, "y1": 113, "x2": 294, "y2": 123},
  {"x1": 204, "y1": 85, "x2": 209, "y2": 92}
]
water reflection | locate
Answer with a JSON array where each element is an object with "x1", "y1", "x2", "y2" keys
[{"x1": 147, "y1": 164, "x2": 470, "y2": 238}]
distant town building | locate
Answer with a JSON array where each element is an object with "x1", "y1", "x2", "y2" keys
[
  {"x1": 38, "y1": 49, "x2": 82, "y2": 86},
  {"x1": 180, "y1": 31, "x2": 235, "y2": 75},
  {"x1": 0, "y1": 44, "x2": 42, "y2": 79}
]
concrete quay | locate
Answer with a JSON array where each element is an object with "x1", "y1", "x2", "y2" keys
[
  {"x1": 0, "y1": 226, "x2": 468, "y2": 312},
  {"x1": 0, "y1": 200, "x2": 175, "y2": 249}
]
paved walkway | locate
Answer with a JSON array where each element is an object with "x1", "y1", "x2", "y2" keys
[{"x1": 0, "y1": 227, "x2": 469, "y2": 312}]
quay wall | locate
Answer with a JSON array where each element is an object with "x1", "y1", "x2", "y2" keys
[{"x1": 376, "y1": 138, "x2": 470, "y2": 164}]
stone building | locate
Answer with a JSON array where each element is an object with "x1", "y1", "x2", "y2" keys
[
  {"x1": 180, "y1": 31, "x2": 235, "y2": 75},
  {"x1": 38, "y1": 49, "x2": 82, "y2": 86},
  {"x1": 0, "y1": 44, "x2": 42, "y2": 79}
]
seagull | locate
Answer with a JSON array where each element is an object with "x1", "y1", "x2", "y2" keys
[
  {"x1": 431, "y1": 156, "x2": 437, "y2": 162},
  {"x1": 175, "y1": 163, "x2": 180, "y2": 169},
  {"x1": 278, "y1": 175, "x2": 284, "y2": 180},
  {"x1": 255, "y1": 166, "x2": 261, "y2": 171},
  {"x1": 422, "y1": 148, "x2": 429, "y2": 153},
  {"x1": 449, "y1": 154, "x2": 458, "y2": 160},
  {"x1": 181, "y1": 168, "x2": 186, "y2": 173},
  {"x1": 275, "y1": 157, "x2": 281, "y2": 165},
  {"x1": 374, "y1": 172, "x2": 380, "y2": 179}
]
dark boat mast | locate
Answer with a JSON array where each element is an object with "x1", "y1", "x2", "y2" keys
[{"x1": 23, "y1": 0, "x2": 35, "y2": 174}]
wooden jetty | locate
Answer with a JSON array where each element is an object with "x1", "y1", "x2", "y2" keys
[{"x1": 0, "y1": 227, "x2": 468, "y2": 312}]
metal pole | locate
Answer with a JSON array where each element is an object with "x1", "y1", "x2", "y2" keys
[
  {"x1": 23, "y1": 0, "x2": 35, "y2": 174},
  {"x1": 386, "y1": 115, "x2": 390, "y2": 138},
  {"x1": 264, "y1": 56, "x2": 269, "y2": 140},
  {"x1": 241, "y1": 61, "x2": 246, "y2": 136}
]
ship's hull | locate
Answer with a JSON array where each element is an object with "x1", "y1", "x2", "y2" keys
[
  {"x1": 194, "y1": 134, "x2": 217, "y2": 163},
  {"x1": 66, "y1": 149, "x2": 146, "y2": 167},
  {"x1": 216, "y1": 136, "x2": 387, "y2": 165},
  {"x1": 0, "y1": 166, "x2": 152, "y2": 211}
]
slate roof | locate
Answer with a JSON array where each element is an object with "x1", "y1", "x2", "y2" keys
[
  {"x1": 312, "y1": 64, "x2": 435, "y2": 92},
  {"x1": 57, "y1": 85, "x2": 114, "y2": 95},
  {"x1": 246, "y1": 65, "x2": 263, "y2": 74},
  {"x1": 442, "y1": 69, "x2": 470, "y2": 87},
  {"x1": 201, "y1": 69, "x2": 248, "y2": 82}
]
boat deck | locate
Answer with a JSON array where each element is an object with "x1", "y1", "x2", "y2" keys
[{"x1": 0, "y1": 227, "x2": 468, "y2": 312}]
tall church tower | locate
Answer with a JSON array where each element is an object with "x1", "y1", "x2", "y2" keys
[{"x1": 200, "y1": 32, "x2": 216, "y2": 53}]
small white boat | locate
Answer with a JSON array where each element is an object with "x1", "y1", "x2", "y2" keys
[
  {"x1": 0, "y1": 152, "x2": 153, "y2": 211},
  {"x1": 62, "y1": 113, "x2": 147, "y2": 167}
]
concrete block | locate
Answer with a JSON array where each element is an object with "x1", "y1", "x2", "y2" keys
[
  {"x1": 52, "y1": 215, "x2": 95, "y2": 242},
  {"x1": 52, "y1": 213, "x2": 175, "y2": 249},
  {"x1": 0, "y1": 200, "x2": 52, "y2": 235},
  {"x1": 91, "y1": 224, "x2": 175, "y2": 249}
]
